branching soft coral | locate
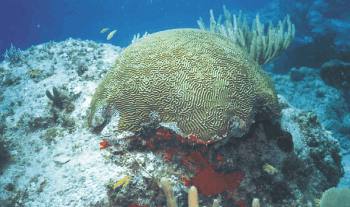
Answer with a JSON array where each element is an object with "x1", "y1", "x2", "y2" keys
[{"x1": 198, "y1": 6, "x2": 295, "y2": 65}]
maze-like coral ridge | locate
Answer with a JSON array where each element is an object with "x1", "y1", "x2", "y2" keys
[{"x1": 89, "y1": 29, "x2": 279, "y2": 140}]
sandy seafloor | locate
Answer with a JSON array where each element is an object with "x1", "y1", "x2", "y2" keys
[{"x1": 0, "y1": 39, "x2": 349, "y2": 206}]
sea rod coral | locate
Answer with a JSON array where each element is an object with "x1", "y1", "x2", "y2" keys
[{"x1": 198, "y1": 6, "x2": 295, "y2": 65}]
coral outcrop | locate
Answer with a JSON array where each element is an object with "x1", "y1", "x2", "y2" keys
[
  {"x1": 105, "y1": 96, "x2": 343, "y2": 207},
  {"x1": 88, "y1": 28, "x2": 279, "y2": 141},
  {"x1": 320, "y1": 59, "x2": 350, "y2": 90}
]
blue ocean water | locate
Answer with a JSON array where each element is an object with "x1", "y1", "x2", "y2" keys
[{"x1": 0, "y1": 0, "x2": 270, "y2": 55}]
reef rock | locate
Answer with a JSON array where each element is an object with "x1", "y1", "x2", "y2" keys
[
  {"x1": 320, "y1": 59, "x2": 350, "y2": 90},
  {"x1": 105, "y1": 95, "x2": 344, "y2": 207}
]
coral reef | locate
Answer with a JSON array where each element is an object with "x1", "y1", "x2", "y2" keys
[
  {"x1": 0, "y1": 38, "x2": 345, "y2": 207},
  {"x1": 272, "y1": 67, "x2": 350, "y2": 152},
  {"x1": 89, "y1": 28, "x2": 279, "y2": 141},
  {"x1": 271, "y1": 65, "x2": 350, "y2": 188},
  {"x1": 101, "y1": 95, "x2": 342, "y2": 206}
]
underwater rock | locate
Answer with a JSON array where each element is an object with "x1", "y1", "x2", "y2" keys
[
  {"x1": 4, "y1": 183, "x2": 15, "y2": 192},
  {"x1": 280, "y1": 97, "x2": 343, "y2": 187},
  {"x1": 102, "y1": 94, "x2": 343, "y2": 207},
  {"x1": 275, "y1": 132, "x2": 293, "y2": 153},
  {"x1": 340, "y1": 114, "x2": 350, "y2": 134},
  {"x1": 320, "y1": 59, "x2": 350, "y2": 90},
  {"x1": 26, "y1": 115, "x2": 52, "y2": 131},
  {"x1": 89, "y1": 28, "x2": 279, "y2": 141},
  {"x1": 272, "y1": 67, "x2": 350, "y2": 155},
  {"x1": 41, "y1": 127, "x2": 62, "y2": 143},
  {"x1": 27, "y1": 68, "x2": 53, "y2": 82},
  {"x1": 281, "y1": 154, "x2": 312, "y2": 189},
  {"x1": 0, "y1": 117, "x2": 6, "y2": 135},
  {"x1": 270, "y1": 181, "x2": 292, "y2": 203},
  {"x1": 0, "y1": 139, "x2": 11, "y2": 172},
  {"x1": 289, "y1": 67, "x2": 305, "y2": 81},
  {"x1": 2, "y1": 72, "x2": 21, "y2": 86},
  {"x1": 0, "y1": 39, "x2": 122, "y2": 207}
]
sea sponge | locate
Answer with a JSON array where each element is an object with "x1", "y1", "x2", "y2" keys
[{"x1": 88, "y1": 29, "x2": 279, "y2": 141}]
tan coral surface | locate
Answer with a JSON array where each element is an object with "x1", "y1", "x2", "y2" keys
[{"x1": 88, "y1": 28, "x2": 279, "y2": 140}]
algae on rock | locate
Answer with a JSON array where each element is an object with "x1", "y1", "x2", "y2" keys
[{"x1": 88, "y1": 29, "x2": 279, "y2": 141}]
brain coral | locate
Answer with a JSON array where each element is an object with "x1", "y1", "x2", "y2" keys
[{"x1": 88, "y1": 29, "x2": 279, "y2": 141}]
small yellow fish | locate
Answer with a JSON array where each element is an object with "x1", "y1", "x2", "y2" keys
[
  {"x1": 107, "y1": 29, "x2": 117, "y2": 40},
  {"x1": 100, "y1": 27, "x2": 109, "y2": 34},
  {"x1": 263, "y1": 163, "x2": 278, "y2": 175},
  {"x1": 112, "y1": 175, "x2": 131, "y2": 190}
]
